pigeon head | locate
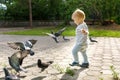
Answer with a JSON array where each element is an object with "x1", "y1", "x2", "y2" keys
[
  {"x1": 24, "y1": 41, "x2": 33, "y2": 50},
  {"x1": 29, "y1": 50, "x2": 35, "y2": 56},
  {"x1": 24, "y1": 40, "x2": 37, "y2": 56},
  {"x1": 38, "y1": 59, "x2": 41, "y2": 65},
  {"x1": 24, "y1": 39, "x2": 37, "y2": 50}
]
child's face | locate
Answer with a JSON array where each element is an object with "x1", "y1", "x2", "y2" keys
[{"x1": 72, "y1": 16, "x2": 81, "y2": 25}]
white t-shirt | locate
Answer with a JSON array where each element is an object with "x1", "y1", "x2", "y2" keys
[{"x1": 75, "y1": 22, "x2": 89, "y2": 46}]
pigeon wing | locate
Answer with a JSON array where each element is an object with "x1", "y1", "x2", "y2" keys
[
  {"x1": 7, "y1": 42, "x2": 24, "y2": 50},
  {"x1": 28, "y1": 39, "x2": 37, "y2": 45},
  {"x1": 61, "y1": 27, "x2": 66, "y2": 31},
  {"x1": 59, "y1": 27, "x2": 66, "y2": 32},
  {"x1": 57, "y1": 27, "x2": 66, "y2": 34},
  {"x1": 46, "y1": 33, "x2": 56, "y2": 38}
]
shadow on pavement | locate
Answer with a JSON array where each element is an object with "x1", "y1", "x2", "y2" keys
[
  {"x1": 31, "y1": 76, "x2": 46, "y2": 80},
  {"x1": 23, "y1": 63, "x2": 37, "y2": 69},
  {"x1": 61, "y1": 67, "x2": 86, "y2": 80}
]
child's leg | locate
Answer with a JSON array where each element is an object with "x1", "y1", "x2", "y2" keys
[
  {"x1": 80, "y1": 45, "x2": 89, "y2": 63},
  {"x1": 81, "y1": 50, "x2": 89, "y2": 63},
  {"x1": 72, "y1": 44, "x2": 81, "y2": 63},
  {"x1": 79, "y1": 46, "x2": 89, "y2": 68}
]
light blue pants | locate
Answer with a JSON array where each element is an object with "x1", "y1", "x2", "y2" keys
[{"x1": 72, "y1": 44, "x2": 88, "y2": 63}]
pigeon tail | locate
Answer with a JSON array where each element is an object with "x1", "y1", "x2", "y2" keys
[
  {"x1": 47, "y1": 61, "x2": 54, "y2": 64},
  {"x1": 63, "y1": 36, "x2": 70, "y2": 41}
]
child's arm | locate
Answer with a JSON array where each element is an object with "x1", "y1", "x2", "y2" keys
[{"x1": 81, "y1": 29, "x2": 88, "y2": 35}]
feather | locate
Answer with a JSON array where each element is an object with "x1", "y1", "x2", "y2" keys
[
  {"x1": 7, "y1": 42, "x2": 24, "y2": 50},
  {"x1": 28, "y1": 39, "x2": 37, "y2": 45}
]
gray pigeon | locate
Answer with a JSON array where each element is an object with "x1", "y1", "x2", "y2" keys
[
  {"x1": 46, "y1": 27, "x2": 70, "y2": 43},
  {"x1": 3, "y1": 67, "x2": 20, "y2": 80},
  {"x1": 7, "y1": 39, "x2": 37, "y2": 74}
]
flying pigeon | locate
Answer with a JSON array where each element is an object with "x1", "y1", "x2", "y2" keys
[
  {"x1": 7, "y1": 39, "x2": 37, "y2": 75},
  {"x1": 46, "y1": 27, "x2": 70, "y2": 43},
  {"x1": 8, "y1": 39, "x2": 37, "y2": 51}
]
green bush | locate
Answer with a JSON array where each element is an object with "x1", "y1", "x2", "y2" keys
[{"x1": 115, "y1": 16, "x2": 120, "y2": 24}]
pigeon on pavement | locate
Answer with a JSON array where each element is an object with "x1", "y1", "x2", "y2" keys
[
  {"x1": 3, "y1": 67, "x2": 20, "y2": 80},
  {"x1": 37, "y1": 59, "x2": 53, "y2": 71}
]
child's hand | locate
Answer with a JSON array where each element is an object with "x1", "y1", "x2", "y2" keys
[{"x1": 81, "y1": 29, "x2": 87, "y2": 35}]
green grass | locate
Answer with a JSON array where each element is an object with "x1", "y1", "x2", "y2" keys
[
  {"x1": 4, "y1": 27, "x2": 57, "y2": 36},
  {"x1": 3, "y1": 26, "x2": 120, "y2": 37},
  {"x1": 4, "y1": 26, "x2": 75, "y2": 36},
  {"x1": 89, "y1": 28, "x2": 120, "y2": 37}
]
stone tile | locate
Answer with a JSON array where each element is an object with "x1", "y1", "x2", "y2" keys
[
  {"x1": 103, "y1": 56, "x2": 112, "y2": 59},
  {"x1": 90, "y1": 62, "x2": 102, "y2": 67},
  {"x1": 0, "y1": 35, "x2": 120, "y2": 80},
  {"x1": 103, "y1": 59, "x2": 112, "y2": 63},
  {"x1": 102, "y1": 62, "x2": 113, "y2": 66},
  {"x1": 113, "y1": 59, "x2": 120, "y2": 62},
  {"x1": 100, "y1": 70, "x2": 112, "y2": 75},
  {"x1": 101, "y1": 75, "x2": 113, "y2": 80},
  {"x1": 89, "y1": 66, "x2": 101, "y2": 71},
  {"x1": 102, "y1": 65, "x2": 111, "y2": 70},
  {"x1": 86, "y1": 70, "x2": 101, "y2": 76},
  {"x1": 83, "y1": 76, "x2": 99, "y2": 80}
]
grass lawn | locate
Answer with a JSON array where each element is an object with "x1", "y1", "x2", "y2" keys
[{"x1": 3, "y1": 24, "x2": 120, "y2": 37}]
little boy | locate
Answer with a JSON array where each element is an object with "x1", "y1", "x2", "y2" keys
[{"x1": 70, "y1": 9, "x2": 89, "y2": 68}]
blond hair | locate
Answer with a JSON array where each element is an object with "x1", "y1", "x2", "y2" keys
[{"x1": 72, "y1": 9, "x2": 85, "y2": 22}]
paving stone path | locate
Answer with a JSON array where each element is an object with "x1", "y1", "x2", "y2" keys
[{"x1": 0, "y1": 34, "x2": 120, "y2": 80}]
